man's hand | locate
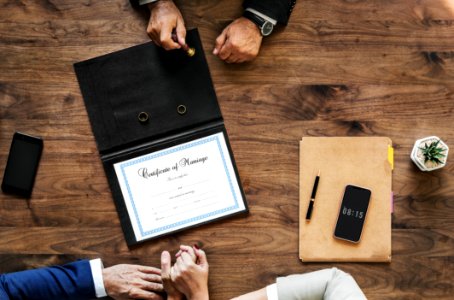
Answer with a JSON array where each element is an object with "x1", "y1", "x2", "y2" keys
[
  {"x1": 147, "y1": 0, "x2": 186, "y2": 50},
  {"x1": 161, "y1": 251, "x2": 184, "y2": 300},
  {"x1": 170, "y1": 247, "x2": 209, "y2": 300},
  {"x1": 161, "y1": 245, "x2": 197, "y2": 300},
  {"x1": 213, "y1": 17, "x2": 263, "y2": 63},
  {"x1": 102, "y1": 264, "x2": 164, "y2": 300}
]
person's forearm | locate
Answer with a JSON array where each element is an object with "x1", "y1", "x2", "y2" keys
[
  {"x1": 189, "y1": 291, "x2": 209, "y2": 300},
  {"x1": 0, "y1": 260, "x2": 96, "y2": 300},
  {"x1": 231, "y1": 287, "x2": 267, "y2": 300},
  {"x1": 276, "y1": 268, "x2": 366, "y2": 300}
]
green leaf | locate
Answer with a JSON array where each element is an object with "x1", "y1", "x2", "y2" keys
[{"x1": 419, "y1": 139, "x2": 447, "y2": 165}]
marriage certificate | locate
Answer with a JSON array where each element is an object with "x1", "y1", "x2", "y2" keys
[{"x1": 114, "y1": 132, "x2": 246, "y2": 241}]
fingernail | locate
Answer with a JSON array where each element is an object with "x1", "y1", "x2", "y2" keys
[
  {"x1": 213, "y1": 48, "x2": 218, "y2": 55},
  {"x1": 193, "y1": 243, "x2": 200, "y2": 250}
]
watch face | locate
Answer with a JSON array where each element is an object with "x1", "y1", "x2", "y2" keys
[{"x1": 261, "y1": 21, "x2": 273, "y2": 36}]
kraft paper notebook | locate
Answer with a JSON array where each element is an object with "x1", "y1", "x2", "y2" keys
[
  {"x1": 74, "y1": 29, "x2": 248, "y2": 246},
  {"x1": 299, "y1": 137, "x2": 393, "y2": 262}
]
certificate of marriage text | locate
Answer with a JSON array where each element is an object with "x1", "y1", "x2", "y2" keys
[{"x1": 114, "y1": 132, "x2": 246, "y2": 241}]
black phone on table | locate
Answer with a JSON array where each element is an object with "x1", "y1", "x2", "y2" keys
[
  {"x1": 334, "y1": 185, "x2": 371, "y2": 243},
  {"x1": 1, "y1": 132, "x2": 43, "y2": 198}
]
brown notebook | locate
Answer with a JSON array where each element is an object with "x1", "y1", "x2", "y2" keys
[{"x1": 299, "y1": 137, "x2": 393, "y2": 262}]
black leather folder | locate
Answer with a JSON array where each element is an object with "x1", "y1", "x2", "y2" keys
[{"x1": 74, "y1": 29, "x2": 247, "y2": 246}]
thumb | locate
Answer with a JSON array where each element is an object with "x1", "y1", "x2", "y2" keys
[
  {"x1": 176, "y1": 19, "x2": 186, "y2": 46},
  {"x1": 213, "y1": 30, "x2": 227, "y2": 55},
  {"x1": 195, "y1": 248, "x2": 208, "y2": 268},
  {"x1": 161, "y1": 251, "x2": 171, "y2": 279}
]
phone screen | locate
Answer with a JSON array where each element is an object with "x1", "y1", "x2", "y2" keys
[
  {"x1": 334, "y1": 185, "x2": 371, "y2": 243},
  {"x1": 2, "y1": 132, "x2": 43, "y2": 197}
]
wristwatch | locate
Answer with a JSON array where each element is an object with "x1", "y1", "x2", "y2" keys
[{"x1": 243, "y1": 11, "x2": 274, "y2": 37}]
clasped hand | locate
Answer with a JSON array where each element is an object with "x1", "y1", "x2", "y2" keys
[
  {"x1": 161, "y1": 245, "x2": 210, "y2": 300},
  {"x1": 101, "y1": 245, "x2": 209, "y2": 300}
]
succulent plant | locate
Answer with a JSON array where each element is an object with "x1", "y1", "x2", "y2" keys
[{"x1": 419, "y1": 140, "x2": 446, "y2": 165}]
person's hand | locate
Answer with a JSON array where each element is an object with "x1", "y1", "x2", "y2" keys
[
  {"x1": 161, "y1": 245, "x2": 198, "y2": 300},
  {"x1": 102, "y1": 264, "x2": 164, "y2": 300},
  {"x1": 175, "y1": 244, "x2": 197, "y2": 262},
  {"x1": 171, "y1": 248, "x2": 209, "y2": 300},
  {"x1": 171, "y1": 247, "x2": 210, "y2": 300},
  {"x1": 161, "y1": 251, "x2": 184, "y2": 300},
  {"x1": 213, "y1": 17, "x2": 263, "y2": 63},
  {"x1": 147, "y1": 0, "x2": 186, "y2": 50}
]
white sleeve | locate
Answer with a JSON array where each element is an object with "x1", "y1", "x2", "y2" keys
[
  {"x1": 276, "y1": 268, "x2": 366, "y2": 300},
  {"x1": 323, "y1": 268, "x2": 367, "y2": 300},
  {"x1": 89, "y1": 259, "x2": 107, "y2": 298},
  {"x1": 266, "y1": 283, "x2": 279, "y2": 300},
  {"x1": 245, "y1": 8, "x2": 277, "y2": 25},
  {"x1": 139, "y1": 0, "x2": 159, "y2": 5}
]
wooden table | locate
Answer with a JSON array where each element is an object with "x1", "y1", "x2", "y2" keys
[{"x1": 1, "y1": 1, "x2": 454, "y2": 299}]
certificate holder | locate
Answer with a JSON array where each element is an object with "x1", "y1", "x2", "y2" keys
[{"x1": 74, "y1": 29, "x2": 248, "y2": 246}]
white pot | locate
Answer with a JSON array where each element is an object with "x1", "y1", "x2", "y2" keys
[{"x1": 411, "y1": 136, "x2": 449, "y2": 171}]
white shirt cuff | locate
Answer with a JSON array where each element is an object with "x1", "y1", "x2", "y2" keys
[
  {"x1": 89, "y1": 258, "x2": 107, "y2": 298},
  {"x1": 140, "y1": 0, "x2": 159, "y2": 5},
  {"x1": 266, "y1": 283, "x2": 279, "y2": 300},
  {"x1": 245, "y1": 8, "x2": 277, "y2": 25}
]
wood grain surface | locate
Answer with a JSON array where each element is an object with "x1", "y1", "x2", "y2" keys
[{"x1": 1, "y1": 0, "x2": 454, "y2": 299}]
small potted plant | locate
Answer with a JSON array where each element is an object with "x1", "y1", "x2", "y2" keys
[{"x1": 411, "y1": 136, "x2": 449, "y2": 171}]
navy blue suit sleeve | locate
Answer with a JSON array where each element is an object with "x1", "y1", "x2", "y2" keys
[
  {"x1": 243, "y1": 0, "x2": 297, "y2": 25},
  {"x1": 0, "y1": 260, "x2": 96, "y2": 300}
]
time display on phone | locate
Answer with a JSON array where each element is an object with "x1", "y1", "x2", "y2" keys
[
  {"x1": 342, "y1": 206, "x2": 365, "y2": 219},
  {"x1": 334, "y1": 185, "x2": 371, "y2": 243}
]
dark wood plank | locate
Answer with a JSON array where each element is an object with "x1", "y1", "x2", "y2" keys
[
  {"x1": 2, "y1": 18, "x2": 454, "y2": 50},
  {"x1": 2, "y1": 46, "x2": 454, "y2": 85}
]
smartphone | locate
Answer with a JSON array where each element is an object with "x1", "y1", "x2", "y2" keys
[
  {"x1": 1, "y1": 132, "x2": 43, "y2": 198},
  {"x1": 334, "y1": 185, "x2": 371, "y2": 243}
]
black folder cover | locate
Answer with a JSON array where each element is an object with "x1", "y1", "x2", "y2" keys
[{"x1": 74, "y1": 29, "x2": 247, "y2": 246}]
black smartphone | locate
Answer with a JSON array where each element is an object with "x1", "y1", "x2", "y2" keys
[
  {"x1": 334, "y1": 185, "x2": 371, "y2": 243},
  {"x1": 1, "y1": 132, "x2": 43, "y2": 198}
]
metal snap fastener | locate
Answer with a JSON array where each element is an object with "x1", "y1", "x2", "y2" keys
[
  {"x1": 177, "y1": 105, "x2": 187, "y2": 115},
  {"x1": 138, "y1": 112, "x2": 149, "y2": 123}
]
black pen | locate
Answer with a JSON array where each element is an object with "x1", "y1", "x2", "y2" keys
[{"x1": 305, "y1": 170, "x2": 320, "y2": 221}]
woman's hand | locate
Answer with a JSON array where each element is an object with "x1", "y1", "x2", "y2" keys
[
  {"x1": 175, "y1": 244, "x2": 197, "y2": 261},
  {"x1": 171, "y1": 246, "x2": 210, "y2": 300},
  {"x1": 160, "y1": 245, "x2": 198, "y2": 300}
]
